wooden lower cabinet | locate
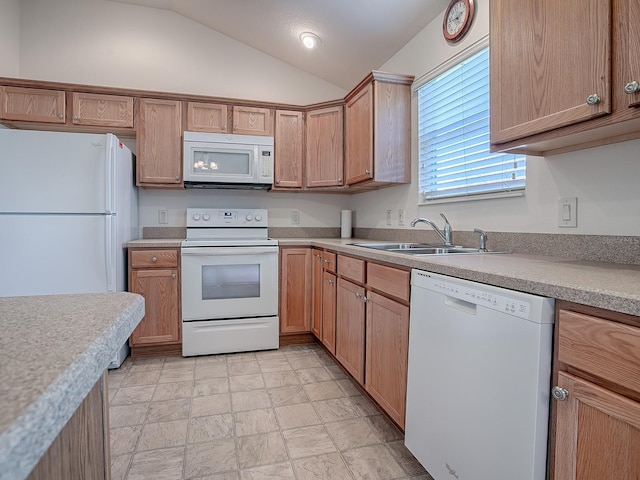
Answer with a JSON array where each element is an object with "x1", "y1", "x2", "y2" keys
[
  {"x1": 28, "y1": 374, "x2": 109, "y2": 480},
  {"x1": 128, "y1": 248, "x2": 181, "y2": 349},
  {"x1": 311, "y1": 249, "x2": 323, "y2": 338},
  {"x1": 554, "y1": 372, "x2": 640, "y2": 480},
  {"x1": 279, "y1": 247, "x2": 312, "y2": 334},
  {"x1": 552, "y1": 303, "x2": 640, "y2": 479},
  {"x1": 335, "y1": 277, "x2": 366, "y2": 384},
  {"x1": 321, "y1": 271, "x2": 337, "y2": 354},
  {"x1": 365, "y1": 290, "x2": 409, "y2": 428}
]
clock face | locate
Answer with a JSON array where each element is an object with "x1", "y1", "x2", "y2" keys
[
  {"x1": 446, "y1": 1, "x2": 467, "y2": 35},
  {"x1": 443, "y1": 0, "x2": 474, "y2": 43}
]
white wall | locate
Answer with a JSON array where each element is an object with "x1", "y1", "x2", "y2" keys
[
  {"x1": 350, "y1": 1, "x2": 640, "y2": 236},
  {"x1": 17, "y1": 0, "x2": 345, "y2": 104},
  {"x1": 0, "y1": 0, "x2": 21, "y2": 77}
]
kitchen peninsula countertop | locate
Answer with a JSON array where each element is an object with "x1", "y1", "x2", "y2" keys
[
  {"x1": 127, "y1": 236, "x2": 640, "y2": 316},
  {"x1": 0, "y1": 292, "x2": 145, "y2": 480}
]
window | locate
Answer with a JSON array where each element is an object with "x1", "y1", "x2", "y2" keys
[{"x1": 417, "y1": 45, "x2": 526, "y2": 202}]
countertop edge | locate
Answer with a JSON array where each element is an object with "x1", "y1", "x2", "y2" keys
[{"x1": 0, "y1": 293, "x2": 145, "y2": 480}]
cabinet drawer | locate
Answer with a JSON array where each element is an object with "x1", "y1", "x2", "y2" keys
[
  {"x1": 367, "y1": 263, "x2": 410, "y2": 302},
  {"x1": 130, "y1": 249, "x2": 178, "y2": 268},
  {"x1": 337, "y1": 255, "x2": 365, "y2": 283},
  {"x1": 323, "y1": 251, "x2": 336, "y2": 273},
  {"x1": 558, "y1": 309, "x2": 640, "y2": 396}
]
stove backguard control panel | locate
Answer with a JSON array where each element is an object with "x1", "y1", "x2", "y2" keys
[{"x1": 186, "y1": 208, "x2": 269, "y2": 228}]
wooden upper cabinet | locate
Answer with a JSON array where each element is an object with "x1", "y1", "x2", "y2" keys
[
  {"x1": 186, "y1": 101, "x2": 228, "y2": 132},
  {"x1": 71, "y1": 92, "x2": 133, "y2": 128},
  {"x1": 491, "y1": 0, "x2": 612, "y2": 145},
  {"x1": 274, "y1": 110, "x2": 304, "y2": 188},
  {"x1": 232, "y1": 106, "x2": 273, "y2": 136},
  {"x1": 137, "y1": 98, "x2": 183, "y2": 187},
  {"x1": 345, "y1": 72, "x2": 412, "y2": 187},
  {"x1": 1, "y1": 86, "x2": 65, "y2": 123},
  {"x1": 623, "y1": 0, "x2": 640, "y2": 109},
  {"x1": 305, "y1": 105, "x2": 344, "y2": 187}
]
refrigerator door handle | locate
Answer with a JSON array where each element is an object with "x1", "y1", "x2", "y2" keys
[
  {"x1": 105, "y1": 134, "x2": 116, "y2": 214},
  {"x1": 105, "y1": 215, "x2": 115, "y2": 292}
]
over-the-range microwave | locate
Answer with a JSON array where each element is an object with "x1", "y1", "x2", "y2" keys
[{"x1": 183, "y1": 131, "x2": 274, "y2": 189}]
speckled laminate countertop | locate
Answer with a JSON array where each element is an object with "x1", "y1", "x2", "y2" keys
[
  {"x1": 0, "y1": 292, "x2": 145, "y2": 480},
  {"x1": 127, "y1": 237, "x2": 640, "y2": 317}
]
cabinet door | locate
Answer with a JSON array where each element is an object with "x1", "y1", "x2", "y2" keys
[
  {"x1": 71, "y1": 92, "x2": 134, "y2": 127},
  {"x1": 1, "y1": 86, "x2": 65, "y2": 123},
  {"x1": 274, "y1": 110, "x2": 304, "y2": 188},
  {"x1": 335, "y1": 278, "x2": 365, "y2": 384},
  {"x1": 365, "y1": 291, "x2": 409, "y2": 428},
  {"x1": 321, "y1": 271, "x2": 337, "y2": 355},
  {"x1": 311, "y1": 249, "x2": 323, "y2": 339},
  {"x1": 305, "y1": 105, "x2": 344, "y2": 187},
  {"x1": 490, "y1": 0, "x2": 612, "y2": 144},
  {"x1": 137, "y1": 98, "x2": 182, "y2": 186},
  {"x1": 624, "y1": 0, "x2": 640, "y2": 108},
  {"x1": 186, "y1": 101, "x2": 228, "y2": 132},
  {"x1": 279, "y1": 248, "x2": 312, "y2": 334},
  {"x1": 232, "y1": 106, "x2": 273, "y2": 136},
  {"x1": 130, "y1": 268, "x2": 180, "y2": 345},
  {"x1": 554, "y1": 371, "x2": 640, "y2": 480},
  {"x1": 345, "y1": 82, "x2": 373, "y2": 185}
]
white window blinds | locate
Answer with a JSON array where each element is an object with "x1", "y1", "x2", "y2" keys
[{"x1": 418, "y1": 47, "x2": 526, "y2": 202}]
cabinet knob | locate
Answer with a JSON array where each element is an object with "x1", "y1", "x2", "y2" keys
[
  {"x1": 276, "y1": 179, "x2": 281, "y2": 184},
  {"x1": 586, "y1": 94, "x2": 601, "y2": 106},
  {"x1": 57, "y1": 113, "x2": 63, "y2": 119},
  {"x1": 624, "y1": 81, "x2": 639, "y2": 94},
  {"x1": 365, "y1": 169, "x2": 371, "y2": 175},
  {"x1": 171, "y1": 273, "x2": 176, "y2": 279},
  {"x1": 328, "y1": 279, "x2": 334, "y2": 284},
  {"x1": 234, "y1": 125, "x2": 238, "y2": 131},
  {"x1": 324, "y1": 259, "x2": 330, "y2": 264},
  {"x1": 175, "y1": 175, "x2": 180, "y2": 181},
  {"x1": 355, "y1": 292, "x2": 362, "y2": 298},
  {"x1": 221, "y1": 124, "x2": 226, "y2": 130},
  {"x1": 151, "y1": 256, "x2": 157, "y2": 263},
  {"x1": 551, "y1": 386, "x2": 569, "y2": 401},
  {"x1": 337, "y1": 177, "x2": 342, "y2": 182},
  {"x1": 72, "y1": 114, "x2": 78, "y2": 120}
]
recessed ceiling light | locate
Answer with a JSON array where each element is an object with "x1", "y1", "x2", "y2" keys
[{"x1": 300, "y1": 32, "x2": 321, "y2": 49}]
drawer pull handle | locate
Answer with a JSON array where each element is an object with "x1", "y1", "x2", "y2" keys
[
  {"x1": 151, "y1": 256, "x2": 157, "y2": 263},
  {"x1": 551, "y1": 386, "x2": 569, "y2": 401}
]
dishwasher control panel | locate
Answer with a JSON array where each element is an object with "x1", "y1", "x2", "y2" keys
[{"x1": 412, "y1": 270, "x2": 532, "y2": 320}]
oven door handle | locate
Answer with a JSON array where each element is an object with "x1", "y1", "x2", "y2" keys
[{"x1": 181, "y1": 246, "x2": 279, "y2": 256}]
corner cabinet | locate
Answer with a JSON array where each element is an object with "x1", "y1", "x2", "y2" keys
[
  {"x1": 273, "y1": 110, "x2": 304, "y2": 188},
  {"x1": 344, "y1": 72, "x2": 413, "y2": 188},
  {"x1": 128, "y1": 248, "x2": 181, "y2": 349},
  {"x1": 136, "y1": 98, "x2": 183, "y2": 187},
  {"x1": 490, "y1": 0, "x2": 640, "y2": 155},
  {"x1": 305, "y1": 105, "x2": 344, "y2": 188},
  {"x1": 551, "y1": 302, "x2": 640, "y2": 480},
  {"x1": 279, "y1": 247, "x2": 312, "y2": 334}
]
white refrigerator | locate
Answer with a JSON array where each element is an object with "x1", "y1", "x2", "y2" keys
[{"x1": 0, "y1": 129, "x2": 138, "y2": 368}]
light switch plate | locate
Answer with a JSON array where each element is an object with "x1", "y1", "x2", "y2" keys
[
  {"x1": 558, "y1": 197, "x2": 577, "y2": 228},
  {"x1": 158, "y1": 209, "x2": 168, "y2": 224},
  {"x1": 291, "y1": 210, "x2": 300, "y2": 225}
]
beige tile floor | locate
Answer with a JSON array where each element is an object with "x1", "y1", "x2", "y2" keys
[{"x1": 107, "y1": 343, "x2": 434, "y2": 480}]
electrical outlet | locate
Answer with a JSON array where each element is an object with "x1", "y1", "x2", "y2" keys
[
  {"x1": 291, "y1": 210, "x2": 300, "y2": 225},
  {"x1": 398, "y1": 209, "x2": 405, "y2": 226},
  {"x1": 158, "y1": 209, "x2": 168, "y2": 224},
  {"x1": 386, "y1": 209, "x2": 392, "y2": 226}
]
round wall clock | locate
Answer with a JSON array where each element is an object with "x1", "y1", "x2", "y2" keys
[{"x1": 442, "y1": 0, "x2": 475, "y2": 44}]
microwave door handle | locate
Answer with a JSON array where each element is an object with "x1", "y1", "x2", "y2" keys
[{"x1": 181, "y1": 247, "x2": 278, "y2": 256}]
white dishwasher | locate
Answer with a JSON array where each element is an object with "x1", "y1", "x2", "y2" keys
[{"x1": 405, "y1": 270, "x2": 554, "y2": 480}]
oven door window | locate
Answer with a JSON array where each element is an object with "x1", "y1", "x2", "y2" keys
[{"x1": 202, "y1": 264, "x2": 260, "y2": 300}]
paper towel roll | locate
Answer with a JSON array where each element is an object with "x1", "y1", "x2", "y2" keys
[{"x1": 341, "y1": 210, "x2": 352, "y2": 238}]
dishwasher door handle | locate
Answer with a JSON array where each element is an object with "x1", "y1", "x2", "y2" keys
[{"x1": 444, "y1": 295, "x2": 477, "y2": 315}]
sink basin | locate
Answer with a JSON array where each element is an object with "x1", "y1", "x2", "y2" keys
[{"x1": 350, "y1": 242, "x2": 505, "y2": 255}]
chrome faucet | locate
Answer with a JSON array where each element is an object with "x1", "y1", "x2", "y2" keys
[
  {"x1": 473, "y1": 228, "x2": 488, "y2": 252},
  {"x1": 410, "y1": 213, "x2": 453, "y2": 246}
]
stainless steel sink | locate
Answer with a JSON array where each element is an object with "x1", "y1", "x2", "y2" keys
[{"x1": 350, "y1": 242, "x2": 504, "y2": 255}]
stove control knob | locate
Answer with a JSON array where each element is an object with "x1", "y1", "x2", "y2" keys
[
  {"x1": 255, "y1": 214, "x2": 263, "y2": 222},
  {"x1": 245, "y1": 214, "x2": 253, "y2": 221},
  {"x1": 192, "y1": 214, "x2": 201, "y2": 221},
  {"x1": 203, "y1": 214, "x2": 210, "y2": 221}
]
